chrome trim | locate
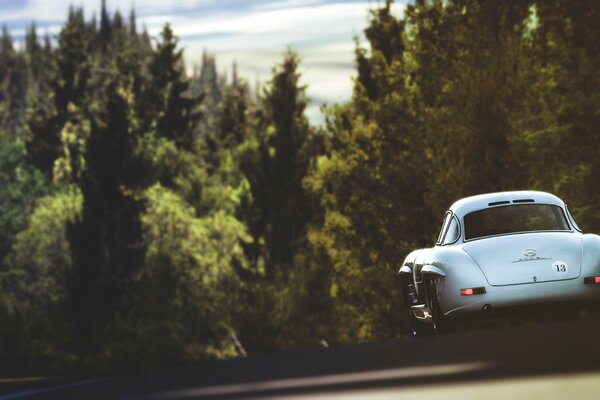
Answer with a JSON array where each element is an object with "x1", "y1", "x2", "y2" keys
[
  {"x1": 399, "y1": 265, "x2": 412, "y2": 275},
  {"x1": 421, "y1": 264, "x2": 446, "y2": 277},
  {"x1": 565, "y1": 204, "x2": 582, "y2": 232},
  {"x1": 489, "y1": 276, "x2": 579, "y2": 287},
  {"x1": 441, "y1": 214, "x2": 461, "y2": 246},
  {"x1": 410, "y1": 304, "x2": 432, "y2": 321},
  {"x1": 436, "y1": 211, "x2": 452, "y2": 245}
]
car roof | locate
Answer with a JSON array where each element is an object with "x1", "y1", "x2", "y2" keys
[{"x1": 449, "y1": 191, "x2": 565, "y2": 218}]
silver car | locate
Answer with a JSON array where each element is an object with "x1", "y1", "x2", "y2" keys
[{"x1": 400, "y1": 191, "x2": 600, "y2": 335}]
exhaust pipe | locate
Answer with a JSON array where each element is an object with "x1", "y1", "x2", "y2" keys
[{"x1": 483, "y1": 304, "x2": 493, "y2": 313}]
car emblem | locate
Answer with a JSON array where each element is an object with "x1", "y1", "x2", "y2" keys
[
  {"x1": 533, "y1": 276, "x2": 538, "y2": 282},
  {"x1": 524, "y1": 249, "x2": 536, "y2": 258},
  {"x1": 511, "y1": 249, "x2": 552, "y2": 263}
]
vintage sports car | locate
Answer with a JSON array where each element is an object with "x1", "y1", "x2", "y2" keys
[{"x1": 400, "y1": 191, "x2": 600, "y2": 335}]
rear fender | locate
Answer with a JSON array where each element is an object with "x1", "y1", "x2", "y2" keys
[
  {"x1": 423, "y1": 247, "x2": 488, "y2": 316},
  {"x1": 582, "y1": 234, "x2": 600, "y2": 277}
]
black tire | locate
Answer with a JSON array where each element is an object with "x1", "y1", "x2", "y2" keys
[
  {"x1": 427, "y1": 278, "x2": 455, "y2": 334},
  {"x1": 402, "y1": 275, "x2": 431, "y2": 337}
]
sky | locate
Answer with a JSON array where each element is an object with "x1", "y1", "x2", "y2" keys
[{"x1": 0, "y1": 0, "x2": 406, "y2": 123}]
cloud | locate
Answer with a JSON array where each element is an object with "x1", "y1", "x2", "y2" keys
[
  {"x1": 1, "y1": 0, "x2": 407, "y2": 123},
  {"x1": 159, "y1": 2, "x2": 405, "y2": 123}
]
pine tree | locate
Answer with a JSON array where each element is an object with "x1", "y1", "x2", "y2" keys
[
  {"x1": 191, "y1": 51, "x2": 223, "y2": 138},
  {"x1": 25, "y1": 23, "x2": 41, "y2": 78},
  {"x1": 148, "y1": 24, "x2": 202, "y2": 151},
  {"x1": 0, "y1": 26, "x2": 28, "y2": 139},
  {"x1": 26, "y1": 7, "x2": 90, "y2": 176},
  {"x1": 241, "y1": 49, "x2": 315, "y2": 277},
  {"x1": 66, "y1": 65, "x2": 145, "y2": 355},
  {"x1": 203, "y1": 77, "x2": 248, "y2": 172},
  {"x1": 99, "y1": 0, "x2": 112, "y2": 51},
  {"x1": 129, "y1": 9, "x2": 137, "y2": 37}
]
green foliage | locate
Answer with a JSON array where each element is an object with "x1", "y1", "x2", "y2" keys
[
  {"x1": 2, "y1": 188, "x2": 81, "y2": 374},
  {"x1": 305, "y1": 2, "x2": 430, "y2": 341},
  {"x1": 240, "y1": 49, "x2": 318, "y2": 277},
  {"x1": 53, "y1": 104, "x2": 91, "y2": 184},
  {"x1": 137, "y1": 134, "x2": 206, "y2": 207},
  {"x1": 0, "y1": 137, "x2": 49, "y2": 372},
  {"x1": 0, "y1": 136, "x2": 47, "y2": 264},
  {"x1": 203, "y1": 83, "x2": 248, "y2": 172},
  {"x1": 149, "y1": 24, "x2": 202, "y2": 151},
  {"x1": 65, "y1": 50, "x2": 147, "y2": 357},
  {"x1": 6, "y1": 188, "x2": 81, "y2": 308},
  {"x1": 92, "y1": 184, "x2": 247, "y2": 371},
  {"x1": 513, "y1": 1, "x2": 600, "y2": 230},
  {"x1": 0, "y1": 27, "x2": 29, "y2": 138}
]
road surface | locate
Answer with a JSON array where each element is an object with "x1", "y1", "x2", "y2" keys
[{"x1": 3, "y1": 318, "x2": 600, "y2": 399}]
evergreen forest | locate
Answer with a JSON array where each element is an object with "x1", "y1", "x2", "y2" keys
[{"x1": 1, "y1": 0, "x2": 599, "y2": 375}]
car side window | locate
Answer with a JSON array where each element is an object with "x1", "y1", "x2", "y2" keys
[
  {"x1": 565, "y1": 205, "x2": 582, "y2": 232},
  {"x1": 437, "y1": 212, "x2": 452, "y2": 245},
  {"x1": 442, "y1": 216, "x2": 460, "y2": 245}
]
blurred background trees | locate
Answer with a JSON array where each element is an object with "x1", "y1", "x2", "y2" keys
[{"x1": 0, "y1": 0, "x2": 599, "y2": 375}]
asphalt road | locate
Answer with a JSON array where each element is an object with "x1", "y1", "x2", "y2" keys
[{"x1": 4, "y1": 317, "x2": 600, "y2": 399}]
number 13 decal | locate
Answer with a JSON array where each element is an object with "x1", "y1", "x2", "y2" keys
[{"x1": 552, "y1": 261, "x2": 569, "y2": 273}]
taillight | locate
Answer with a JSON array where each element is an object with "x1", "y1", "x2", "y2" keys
[
  {"x1": 460, "y1": 287, "x2": 486, "y2": 296},
  {"x1": 583, "y1": 276, "x2": 600, "y2": 284}
]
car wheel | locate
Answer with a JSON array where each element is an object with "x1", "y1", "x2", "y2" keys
[
  {"x1": 427, "y1": 278, "x2": 455, "y2": 334},
  {"x1": 402, "y1": 275, "x2": 431, "y2": 337}
]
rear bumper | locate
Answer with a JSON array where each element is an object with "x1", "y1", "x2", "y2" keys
[{"x1": 442, "y1": 277, "x2": 600, "y2": 319}]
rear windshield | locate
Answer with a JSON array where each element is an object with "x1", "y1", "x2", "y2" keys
[{"x1": 464, "y1": 204, "x2": 570, "y2": 240}]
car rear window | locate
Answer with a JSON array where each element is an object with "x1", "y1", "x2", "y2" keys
[{"x1": 464, "y1": 204, "x2": 570, "y2": 240}]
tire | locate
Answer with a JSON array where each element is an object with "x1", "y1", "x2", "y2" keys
[
  {"x1": 402, "y1": 274, "x2": 431, "y2": 337},
  {"x1": 427, "y1": 278, "x2": 455, "y2": 334}
]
